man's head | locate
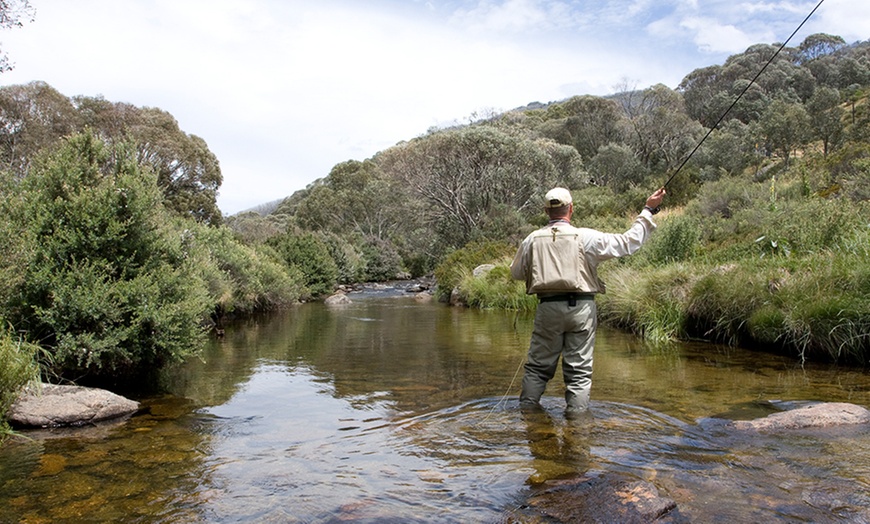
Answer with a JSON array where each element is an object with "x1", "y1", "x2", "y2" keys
[{"x1": 544, "y1": 187, "x2": 572, "y2": 219}]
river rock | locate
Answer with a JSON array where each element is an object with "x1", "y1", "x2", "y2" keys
[
  {"x1": 324, "y1": 291, "x2": 352, "y2": 305},
  {"x1": 8, "y1": 383, "x2": 140, "y2": 428},
  {"x1": 414, "y1": 292, "x2": 433, "y2": 302},
  {"x1": 523, "y1": 472, "x2": 681, "y2": 523},
  {"x1": 472, "y1": 264, "x2": 496, "y2": 277},
  {"x1": 731, "y1": 402, "x2": 870, "y2": 431}
]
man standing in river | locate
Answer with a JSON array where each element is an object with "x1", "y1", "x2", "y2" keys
[{"x1": 510, "y1": 186, "x2": 666, "y2": 417}]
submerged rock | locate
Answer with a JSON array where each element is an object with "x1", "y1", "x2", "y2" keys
[
  {"x1": 520, "y1": 472, "x2": 682, "y2": 523},
  {"x1": 8, "y1": 383, "x2": 140, "y2": 428},
  {"x1": 731, "y1": 402, "x2": 870, "y2": 431}
]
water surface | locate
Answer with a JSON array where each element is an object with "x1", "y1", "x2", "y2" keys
[{"x1": 2, "y1": 290, "x2": 870, "y2": 522}]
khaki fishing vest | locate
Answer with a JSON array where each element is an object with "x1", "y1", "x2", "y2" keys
[{"x1": 523, "y1": 225, "x2": 604, "y2": 295}]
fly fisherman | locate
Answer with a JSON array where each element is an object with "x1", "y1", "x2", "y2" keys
[{"x1": 510, "y1": 186, "x2": 666, "y2": 418}]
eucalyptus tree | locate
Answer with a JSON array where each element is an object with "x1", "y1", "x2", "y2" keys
[
  {"x1": 75, "y1": 97, "x2": 223, "y2": 225},
  {"x1": 0, "y1": 0, "x2": 33, "y2": 73},
  {"x1": 535, "y1": 95, "x2": 626, "y2": 161},
  {"x1": 758, "y1": 99, "x2": 811, "y2": 166},
  {"x1": 797, "y1": 33, "x2": 846, "y2": 64},
  {"x1": 586, "y1": 143, "x2": 646, "y2": 192},
  {"x1": 679, "y1": 65, "x2": 729, "y2": 127},
  {"x1": 695, "y1": 119, "x2": 758, "y2": 179},
  {"x1": 617, "y1": 84, "x2": 703, "y2": 173},
  {"x1": 377, "y1": 125, "x2": 582, "y2": 249},
  {"x1": 0, "y1": 81, "x2": 77, "y2": 175},
  {"x1": 806, "y1": 86, "x2": 845, "y2": 156},
  {"x1": 294, "y1": 159, "x2": 405, "y2": 241},
  {"x1": 0, "y1": 84, "x2": 223, "y2": 225}
]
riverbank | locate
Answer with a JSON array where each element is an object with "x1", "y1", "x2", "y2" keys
[{"x1": 449, "y1": 235, "x2": 870, "y2": 365}]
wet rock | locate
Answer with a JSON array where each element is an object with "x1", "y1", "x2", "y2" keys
[
  {"x1": 731, "y1": 402, "x2": 870, "y2": 431},
  {"x1": 521, "y1": 472, "x2": 681, "y2": 523},
  {"x1": 8, "y1": 383, "x2": 140, "y2": 428},
  {"x1": 801, "y1": 478, "x2": 870, "y2": 521},
  {"x1": 324, "y1": 291, "x2": 352, "y2": 305}
]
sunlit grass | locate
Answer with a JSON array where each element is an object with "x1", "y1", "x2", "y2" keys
[{"x1": 0, "y1": 325, "x2": 41, "y2": 441}]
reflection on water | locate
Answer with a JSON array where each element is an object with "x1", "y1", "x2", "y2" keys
[{"x1": 2, "y1": 294, "x2": 870, "y2": 522}]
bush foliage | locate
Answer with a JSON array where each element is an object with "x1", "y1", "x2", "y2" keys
[
  {"x1": 2, "y1": 133, "x2": 214, "y2": 377},
  {"x1": 0, "y1": 133, "x2": 306, "y2": 383}
]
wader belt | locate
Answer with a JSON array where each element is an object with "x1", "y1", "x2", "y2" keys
[{"x1": 538, "y1": 293, "x2": 594, "y2": 306}]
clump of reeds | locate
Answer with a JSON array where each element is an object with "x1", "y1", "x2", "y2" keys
[{"x1": 0, "y1": 324, "x2": 41, "y2": 440}]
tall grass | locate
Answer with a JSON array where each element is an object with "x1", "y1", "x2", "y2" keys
[
  {"x1": 597, "y1": 251, "x2": 870, "y2": 363},
  {"x1": 0, "y1": 325, "x2": 41, "y2": 440},
  {"x1": 457, "y1": 262, "x2": 538, "y2": 311},
  {"x1": 597, "y1": 264, "x2": 695, "y2": 344}
]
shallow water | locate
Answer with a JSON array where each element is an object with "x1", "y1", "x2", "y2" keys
[{"x1": 2, "y1": 290, "x2": 870, "y2": 522}]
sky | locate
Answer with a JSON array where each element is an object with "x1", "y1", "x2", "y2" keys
[{"x1": 1, "y1": 0, "x2": 868, "y2": 215}]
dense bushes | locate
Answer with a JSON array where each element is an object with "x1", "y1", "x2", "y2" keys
[
  {"x1": 269, "y1": 231, "x2": 340, "y2": 298},
  {"x1": 0, "y1": 133, "x2": 306, "y2": 382},
  {"x1": 0, "y1": 134, "x2": 212, "y2": 377},
  {"x1": 188, "y1": 224, "x2": 305, "y2": 315},
  {"x1": 593, "y1": 181, "x2": 870, "y2": 362}
]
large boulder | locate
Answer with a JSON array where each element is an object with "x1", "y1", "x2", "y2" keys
[
  {"x1": 7, "y1": 383, "x2": 140, "y2": 428},
  {"x1": 731, "y1": 402, "x2": 870, "y2": 431}
]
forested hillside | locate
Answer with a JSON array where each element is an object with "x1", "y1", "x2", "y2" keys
[
  {"x1": 1, "y1": 32, "x2": 869, "y2": 409},
  {"x1": 231, "y1": 33, "x2": 868, "y2": 275}
]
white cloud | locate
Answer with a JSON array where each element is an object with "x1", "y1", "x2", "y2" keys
[{"x1": 677, "y1": 16, "x2": 755, "y2": 54}]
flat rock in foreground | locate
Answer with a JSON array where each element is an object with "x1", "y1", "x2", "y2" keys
[
  {"x1": 8, "y1": 383, "x2": 140, "y2": 428},
  {"x1": 731, "y1": 402, "x2": 870, "y2": 431}
]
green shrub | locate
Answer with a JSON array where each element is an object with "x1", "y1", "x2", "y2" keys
[
  {"x1": 687, "y1": 174, "x2": 765, "y2": 220},
  {"x1": 269, "y1": 231, "x2": 339, "y2": 298},
  {"x1": 764, "y1": 197, "x2": 868, "y2": 255},
  {"x1": 320, "y1": 232, "x2": 365, "y2": 284},
  {"x1": 189, "y1": 223, "x2": 305, "y2": 314},
  {"x1": 5, "y1": 132, "x2": 214, "y2": 379},
  {"x1": 634, "y1": 214, "x2": 701, "y2": 266},
  {"x1": 433, "y1": 240, "x2": 516, "y2": 301},
  {"x1": 358, "y1": 236, "x2": 403, "y2": 282}
]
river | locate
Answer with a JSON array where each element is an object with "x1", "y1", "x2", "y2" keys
[{"x1": 2, "y1": 286, "x2": 870, "y2": 522}]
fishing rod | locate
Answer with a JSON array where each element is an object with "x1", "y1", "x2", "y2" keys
[{"x1": 662, "y1": 0, "x2": 826, "y2": 189}]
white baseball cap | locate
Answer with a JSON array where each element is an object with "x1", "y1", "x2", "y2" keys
[{"x1": 544, "y1": 187, "x2": 572, "y2": 208}]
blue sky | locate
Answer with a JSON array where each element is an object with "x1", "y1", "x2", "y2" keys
[{"x1": 1, "y1": 0, "x2": 868, "y2": 214}]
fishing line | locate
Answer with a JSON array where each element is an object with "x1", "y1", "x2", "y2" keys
[
  {"x1": 478, "y1": 354, "x2": 526, "y2": 425},
  {"x1": 662, "y1": 0, "x2": 826, "y2": 189}
]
